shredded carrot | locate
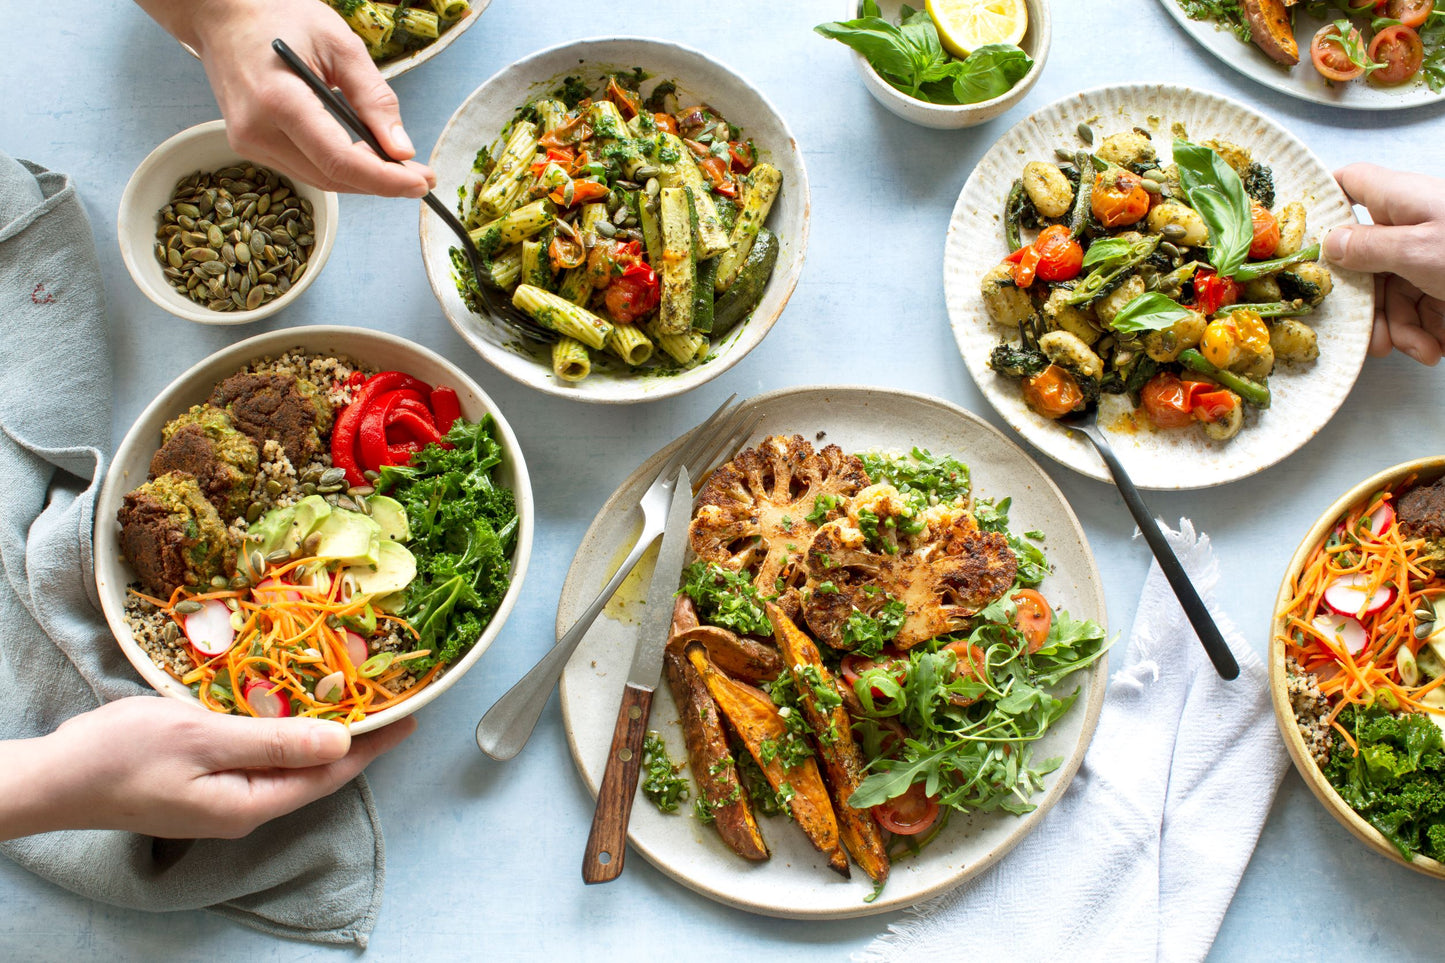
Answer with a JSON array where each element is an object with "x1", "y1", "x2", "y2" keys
[{"x1": 128, "y1": 554, "x2": 435, "y2": 725}]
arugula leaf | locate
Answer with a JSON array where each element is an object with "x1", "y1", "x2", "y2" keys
[
  {"x1": 1081, "y1": 236, "x2": 1132, "y2": 269},
  {"x1": 1110, "y1": 292, "x2": 1196, "y2": 334},
  {"x1": 1172, "y1": 139, "x2": 1253, "y2": 277}
]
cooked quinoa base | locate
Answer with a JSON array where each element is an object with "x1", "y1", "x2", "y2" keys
[
  {"x1": 121, "y1": 350, "x2": 448, "y2": 703},
  {"x1": 1287, "y1": 655, "x2": 1334, "y2": 767}
]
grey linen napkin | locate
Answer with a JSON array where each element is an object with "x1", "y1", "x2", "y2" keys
[{"x1": 0, "y1": 153, "x2": 385, "y2": 947}]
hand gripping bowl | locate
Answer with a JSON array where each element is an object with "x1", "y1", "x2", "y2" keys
[{"x1": 94, "y1": 326, "x2": 534, "y2": 734}]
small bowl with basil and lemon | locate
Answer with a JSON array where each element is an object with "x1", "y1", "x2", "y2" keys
[{"x1": 818, "y1": 0, "x2": 1051, "y2": 129}]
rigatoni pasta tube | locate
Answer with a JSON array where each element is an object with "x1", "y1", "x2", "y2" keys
[
  {"x1": 513, "y1": 284, "x2": 613, "y2": 349},
  {"x1": 328, "y1": 0, "x2": 394, "y2": 49},
  {"x1": 551, "y1": 337, "x2": 591, "y2": 383},
  {"x1": 646, "y1": 317, "x2": 708, "y2": 365},
  {"x1": 468, "y1": 199, "x2": 554, "y2": 258},
  {"x1": 473, "y1": 122, "x2": 539, "y2": 222},
  {"x1": 377, "y1": 3, "x2": 440, "y2": 38},
  {"x1": 605, "y1": 323, "x2": 654, "y2": 367},
  {"x1": 426, "y1": 0, "x2": 470, "y2": 22}
]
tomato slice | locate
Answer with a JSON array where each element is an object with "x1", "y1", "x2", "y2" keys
[
  {"x1": 1385, "y1": 0, "x2": 1434, "y2": 28},
  {"x1": 1022, "y1": 365, "x2": 1085, "y2": 420},
  {"x1": 1011, "y1": 589, "x2": 1054, "y2": 653},
  {"x1": 1368, "y1": 25, "x2": 1424, "y2": 85},
  {"x1": 840, "y1": 652, "x2": 908, "y2": 700},
  {"x1": 1248, "y1": 201, "x2": 1280, "y2": 260},
  {"x1": 1033, "y1": 225, "x2": 1084, "y2": 283},
  {"x1": 1140, "y1": 372, "x2": 1199, "y2": 429},
  {"x1": 1191, "y1": 388, "x2": 1241, "y2": 424},
  {"x1": 1310, "y1": 24, "x2": 1367, "y2": 82},
  {"x1": 941, "y1": 641, "x2": 988, "y2": 706},
  {"x1": 873, "y1": 783, "x2": 940, "y2": 836}
]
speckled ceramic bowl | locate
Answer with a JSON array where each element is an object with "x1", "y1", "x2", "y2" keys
[{"x1": 94, "y1": 326, "x2": 533, "y2": 734}]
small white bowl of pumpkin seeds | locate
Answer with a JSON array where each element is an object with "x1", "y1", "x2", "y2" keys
[{"x1": 118, "y1": 120, "x2": 339, "y2": 325}]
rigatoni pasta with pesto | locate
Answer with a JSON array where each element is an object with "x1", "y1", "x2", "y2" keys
[
  {"x1": 448, "y1": 72, "x2": 784, "y2": 384},
  {"x1": 323, "y1": 0, "x2": 471, "y2": 63}
]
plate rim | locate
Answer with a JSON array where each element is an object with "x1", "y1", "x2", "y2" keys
[
  {"x1": 555, "y1": 383, "x2": 1110, "y2": 918},
  {"x1": 943, "y1": 80, "x2": 1373, "y2": 490}
]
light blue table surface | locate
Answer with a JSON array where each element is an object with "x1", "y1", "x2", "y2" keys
[{"x1": 4, "y1": 1, "x2": 1444, "y2": 959}]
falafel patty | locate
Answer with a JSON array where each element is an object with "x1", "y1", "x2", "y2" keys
[
  {"x1": 118, "y1": 471, "x2": 236, "y2": 596},
  {"x1": 150, "y1": 405, "x2": 258, "y2": 521},
  {"x1": 208, "y1": 372, "x2": 333, "y2": 469}
]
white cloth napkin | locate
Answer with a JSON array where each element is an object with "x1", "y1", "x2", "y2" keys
[{"x1": 857, "y1": 520, "x2": 1288, "y2": 963}]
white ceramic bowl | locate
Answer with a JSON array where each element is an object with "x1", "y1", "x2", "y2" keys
[
  {"x1": 94, "y1": 326, "x2": 534, "y2": 734},
  {"x1": 117, "y1": 120, "x2": 339, "y2": 325},
  {"x1": 420, "y1": 36, "x2": 811, "y2": 404},
  {"x1": 177, "y1": 0, "x2": 492, "y2": 82},
  {"x1": 848, "y1": 0, "x2": 1051, "y2": 129}
]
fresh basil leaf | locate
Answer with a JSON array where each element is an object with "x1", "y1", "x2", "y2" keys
[
  {"x1": 1109, "y1": 292, "x2": 1196, "y2": 334},
  {"x1": 1172, "y1": 138, "x2": 1252, "y2": 277},
  {"x1": 1081, "y1": 237, "x2": 1131, "y2": 269},
  {"x1": 814, "y1": 16, "x2": 919, "y2": 88}
]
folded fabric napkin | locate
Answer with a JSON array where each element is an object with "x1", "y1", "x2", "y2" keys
[
  {"x1": 858, "y1": 520, "x2": 1288, "y2": 963},
  {"x1": 0, "y1": 153, "x2": 384, "y2": 947}
]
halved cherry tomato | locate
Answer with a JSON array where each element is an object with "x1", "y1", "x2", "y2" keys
[
  {"x1": 1022, "y1": 365, "x2": 1084, "y2": 419},
  {"x1": 605, "y1": 77, "x2": 639, "y2": 119},
  {"x1": 841, "y1": 652, "x2": 909, "y2": 700},
  {"x1": 942, "y1": 641, "x2": 988, "y2": 706},
  {"x1": 1011, "y1": 589, "x2": 1053, "y2": 653},
  {"x1": 538, "y1": 114, "x2": 588, "y2": 149},
  {"x1": 1091, "y1": 169, "x2": 1150, "y2": 227},
  {"x1": 1033, "y1": 225, "x2": 1085, "y2": 282},
  {"x1": 653, "y1": 112, "x2": 679, "y2": 135},
  {"x1": 1385, "y1": 0, "x2": 1434, "y2": 27},
  {"x1": 1311, "y1": 24, "x2": 1367, "y2": 82},
  {"x1": 696, "y1": 154, "x2": 738, "y2": 198},
  {"x1": 874, "y1": 783, "x2": 940, "y2": 836},
  {"x1": 1190, "y1": 269, "x2": 1240, "y2": 316},
  {"x1": 1191, "y1": 388, "x2": 1240, "y2": 424},
  {"x1": 1368, "y1": 25, "x2": 1424, "y2": 85},
  {"x1": 1007, "y1": 245, "x2": 1042, "y2": 288},
  {"x1": 549, "y1": 179, "x2": 610, "y2": 208},
  {"x1": 1141, "y1": 372, "x2": 1202, "y2": 429},
  {"x1": 548, "y1": 233, "x2": 585, "y2": 270},
  {"x1": 1248, "y1": 201, "x2": 1280, "y2": 260},
  {"x1": 529, "y1": 147, "x2": 576, "y2": 178},
  {"x1": 605, "y1": 274, "x2": 660, "y2": 323},
  {"x1": 727, "y1": 140, "x2": 756, "y2": 173}
]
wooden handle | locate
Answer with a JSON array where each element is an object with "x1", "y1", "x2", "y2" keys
[{"x1": 582, "y1": 683, "x2": 654, "y2": 884}]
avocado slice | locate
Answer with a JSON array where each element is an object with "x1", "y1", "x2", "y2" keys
[
  {"x1": 366, "y1": 495, "x2": 410, "y2": 543},
  {"x1": 348, "y1": 539, "x2": 417, "y2": 597},
  {"x1": 283, "y1": 495, "x2": 333, "y2": 554},
  {"x1": 312, "y1": 509, "x2": 382, "y2": 564},
  {"x1": 247, "y1": 505, "x2": 296, "y2": 556}
]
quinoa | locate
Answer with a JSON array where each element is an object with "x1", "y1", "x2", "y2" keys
[
  {"x1": 1287, "y1": 655, "x2": 1334, "y2": 766},
  {"x1": 124, "y1": 593, "x2": 196, "y2": 680}
]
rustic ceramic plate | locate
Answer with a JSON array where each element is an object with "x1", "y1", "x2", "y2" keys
[
  {"x1": 944, "y1": 83, "x2": 1373, "y2": 489},
  {"x1": 556, "y1": 385, "x2": 1108, "y2": 918},
  {"x1": 1157, "y1": 0, "x2": 1444, "y2": 111},
  {"x1": 94, "y1": 325, "x2": 534, "y2": 735},
  {"x1": 420, "y1": 36, "x2": 810, "y2": 404},
  {"x1": 1270, "y1": 457, "x2": 1445, "y2": 879}
]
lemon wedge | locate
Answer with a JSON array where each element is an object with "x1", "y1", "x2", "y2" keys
[{"x1": 926, "y1": 0, "x2": 1028, "y2": 58}]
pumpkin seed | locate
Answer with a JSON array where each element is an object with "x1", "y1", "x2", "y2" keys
[
  {"x1": 595, "y1": 220, "x2": 617, "y2": 238},
  {"x1": 302, "y1": 532, "x2": 323, "y2": 555},
  {"x1": 1159, "y1": 241, "x2": 1181, "y2": 258},
  {"x1": 164, "y1": 622, "x2": 180, "y2": 643},
  {"x1": 249, "y1": 550, "x2": 266, "y2": 575},
  {"x1": 319, "y1": 467, "x2": 346, "y2": 487},
  {"x1": 1141, "y1": 178, "x2": 1163, "y2": 195},
  {"x1": 1055, "y1": 147, "x2": 1075, "y2": 162},
  {"x1": 1417, "y1": 621, "x2": 1435, "y2": 640},
  {"x1": 230, "y1": 611, "x2": 247, "y2": 632},
  {"x1": 225, "y1": 598, "x2": 240, "y2": 612},
  {"x1": 174, "y1": 599, "x2": 203, "y2": 615},
  {"x1": 1077, "y1": 123, "x2": 1094, "y2": 145},
  {"x1": 645, "y1": 177, "x2": 660, "y2": 196},
  {"x1": 348, "y1": 485, "x2": 375, "y2": 497},
  {"x1": 1161, "y1": 223, "x2": 1187, "y2": 242},
  {"x1": 266, "y1": 549, "x2": 292, "y2": 564},
  {"x1": 246, "y1": 287, "x2": 264, "y2": 310}
]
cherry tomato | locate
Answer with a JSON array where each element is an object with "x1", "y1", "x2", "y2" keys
[
  {"x1": 1141, "y1": 372, "x2": 1200, "y2": 429},
  {"x1": 1385, "y1": 0, "x2": 1434, "y2": 27},
  {"x1": 942, "y1": 641, "x2": 988, "y2": 706},
  {"x1": 604, "y1": 275, "x2": 659, "y2": 323},
  {"x1": 1368, "y1": 25, "x2": 1425, "y2": 85},
  {"x1": 1033, "y1": 225, "x2": 1085, "y2": 283},
  {"x1": 653, "y1": 112, "x2": 679, "y2": 135},
  {"x1": 1022, "y1": 365, "x2": 1085, "y2": 420},
  {"x1": 1007, "y1": 245, "x2": 1042, "y2": 288},
  {"x1": 1011, "y1": 589, "x2": 1054, "y2": 653},
  {"x1": 873, "y1": 783, "x2": 940, "y2": 836},
  {"x1": 1201, "y1": 309, "x2": 1270, "y2": 369},
  {"x1": 1191, "y1": 269, "x2": 1240, "y2": 316},
  {"x1": 1191, "y1": 389, "x2": 1241, "y2": 424},
  {"x1": 1248, "y1": 201, "x2": 1280, "y2": 260},
  {"x1": 605, "y1": 77, "x2": 639, "y2": 119},
  {"x1": 727, "y1": 140, "x2": 756, "y2": 173},
  {"x1": 1091, "y1": 169, "x2": 1150, "y2": 228},
  {"x1": 696, "y1": 154, "x2": 737, "y2": 197},
  {"x1": 1311, "y1": 24, "x2": 1367, "y2": 82}
]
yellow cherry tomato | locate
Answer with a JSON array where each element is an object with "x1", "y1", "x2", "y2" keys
[{"x1": 1200, "y1": 310, "x2": 1269, "y2": 369}]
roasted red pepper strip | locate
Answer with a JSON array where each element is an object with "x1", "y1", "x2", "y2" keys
[
  {"x1": 429, "y1": 386, "x2": 461, "y2": 434},
  {"x1": 331, "y1": 371, "x2": 430, "y2": 485},
  {"x1": 359, "y1": 393, "x2": 402, "y2": 472},
  {"x1": 388, "y1": 407, "x2": 444, "y2": 446}
]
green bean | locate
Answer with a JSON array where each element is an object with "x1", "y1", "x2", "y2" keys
[{"x1": 1231, "y1": 243, "x2": 1321, "y2": 282}]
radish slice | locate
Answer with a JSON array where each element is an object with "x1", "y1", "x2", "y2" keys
[
  {"x1": 253, "y1": 577, "x2": 303, "y2": 603},
  {"x1": 1367, "y1": 503, "x2": 1396, "y2": 537},
  {"x1": 343, "y1": 630, "x2": 369, "y2": 668},
  {"x1": 1313, "y1": 613, "x2": 1369, "y2": 656},
  {"x1": 182, "y1": 599, "x2": 235, "y2": 657},
  {"x1": 315, "y1": 671, "x2": 346, "y2": 704},
  {"x1": 243, "y1": 680, "x2": 291, "y2": 718},
  {"x1": 1322, "y1": 573, "x2": 1396, "y2": 617}
]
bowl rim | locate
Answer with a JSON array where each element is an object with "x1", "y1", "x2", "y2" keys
[
  {"x1": 846, "y1": 0, "x2": 1052, "y2": 115},
  {"x1": 1269, "y1": 455, "x2": 1445, "y2": 879},
  {"x1": 116, "y1": 119, "x2": 340, "y2": 326},
  {"x1": 93, "y1": 324, "x2": 534, "y2": 734},
  {"x1": 418, "y1": 34, "x2": 812, "y2": 404}
]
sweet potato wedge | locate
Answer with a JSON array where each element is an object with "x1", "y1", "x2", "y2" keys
[
  {"x1": 767, "y1": 604, "x2": 890, "y2": 885},
  {"x1": 670, "y1": 625, "x2": 783, "y2": 684},
  {"x1": 663, "y1": 600, "x2": 769, "y2": 861},
  {"x1": 1245, "y1": 0, "x2": 1299, "y2": 66},
  {"x1": 684, "y1": 641, "x2": 849, "y2": 877}
]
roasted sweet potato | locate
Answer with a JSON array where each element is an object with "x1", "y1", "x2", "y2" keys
[
  {"x1": 663, "y1": 600, "x2": 769, "y2": 861},
  {"x1": 684, "y1": 641, "x2": 849, "y2": 877},
  {"x1": 670, "y1": 625, "x2": 783, "y2": 684},
  {"x1": 1245, "y1": 0, "x2": 1299, "y2": 65},
  {"x1": 767, "y1": 604, "x2": 889, "y2": 885}
]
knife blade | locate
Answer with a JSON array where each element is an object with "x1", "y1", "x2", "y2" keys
[{"x1": 582, "y1": 465, "x2": 693, "y2": 884}]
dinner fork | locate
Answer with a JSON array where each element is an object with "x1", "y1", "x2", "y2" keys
[
  {"x1": 271, "y1": 39, "x2": 555, "y2": 344},
  {"x1": 476, "y1": 395, "x2": 763, "y2": 760},
  {"x1": 1059, "y1": 405, "x2": 1240, "y2": 680}
]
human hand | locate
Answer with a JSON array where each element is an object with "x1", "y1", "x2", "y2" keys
[
  {"x1": 1325, "y1": 164, "x2": 1445, "y2": 365},
  {"x1": 154, "y1": 0, "x2": 435, "y2": 197},
  {"x1": 2, "y1": 697, "x2": 415, "y2": 840}
]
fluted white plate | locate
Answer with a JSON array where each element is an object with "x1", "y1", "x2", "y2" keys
[
  {"x1": 1157, "y1": 0, "x2": 1444, "y2": 110},
  {"x1": 944, "y1": 83, "x2": 1374, "y2": 490},
  {"x1": 557, "y1": 385, "x2": 1108, "y2": 918}
]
